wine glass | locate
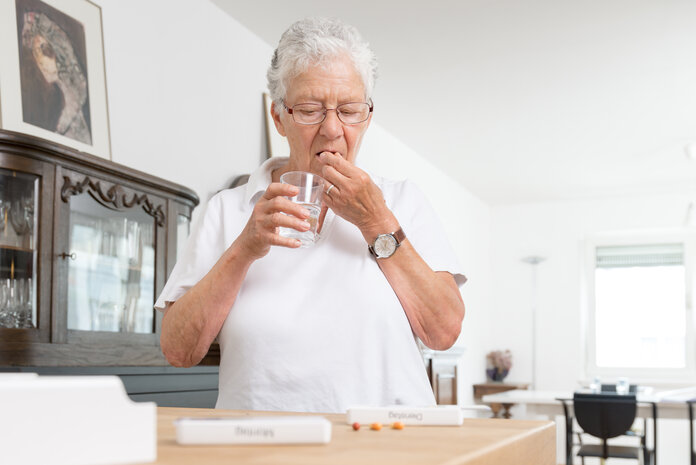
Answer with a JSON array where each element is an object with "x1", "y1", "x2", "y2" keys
[
  {"x1": 9, "y1": 199, "x2": 29, "y2": 236},
  {"x1": 22, "y1": 192, "x2": 35, "y2": 249},
  {"x1": 0, "y1": 197, "x2": 8, "y2": 233}
]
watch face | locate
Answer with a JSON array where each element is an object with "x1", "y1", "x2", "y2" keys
[{"x1": 374, "y1": 234, "x2": 397, "y2": 257}]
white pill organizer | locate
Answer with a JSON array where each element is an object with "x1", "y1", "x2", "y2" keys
[
  {"x1": 346, "y1": 405, "x2": 470, "y2": 426},
  {"x1": 0, "y1": 373, "x2": 156, "y2": 465},
  {"x1": 175, "y1": 416, "x2": 332, "y2": 445}
]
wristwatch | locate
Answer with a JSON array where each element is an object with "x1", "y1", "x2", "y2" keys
[{"x1": 368, "y1": 228, "x2": 406, "y2": 259}]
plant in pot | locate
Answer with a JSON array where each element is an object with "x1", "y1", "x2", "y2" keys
[{"x1": 486, "y1": 349, "x2": 512, "y2": 382}]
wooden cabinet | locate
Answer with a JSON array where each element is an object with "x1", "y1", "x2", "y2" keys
[{"x1": 0, "y1": 129, "x2": 217, "y2": 367}]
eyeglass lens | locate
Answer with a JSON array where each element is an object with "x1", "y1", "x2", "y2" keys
[{"x1": 289, "y1": 103, "x2": 371, "y2": 125}]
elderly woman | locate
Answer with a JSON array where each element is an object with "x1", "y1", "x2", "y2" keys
[{"x1": 156, "y1": 17, "x2": 466, "y2": 413}]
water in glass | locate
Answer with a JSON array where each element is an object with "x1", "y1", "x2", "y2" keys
[{"x1": 278, "y1": 203, "x2": 321, "y2": 247}]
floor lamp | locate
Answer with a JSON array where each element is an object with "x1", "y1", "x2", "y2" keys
[
  {"x1": 521, "y1": 256, "x2": 546, "y2": 390},
  {"x1": 685, "y1": 201, "x2": 696, "y2": 228}
]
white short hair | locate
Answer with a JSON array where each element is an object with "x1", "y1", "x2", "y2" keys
[{"x1": 267, "y1": 17, "x2": 378, "y2": 113}]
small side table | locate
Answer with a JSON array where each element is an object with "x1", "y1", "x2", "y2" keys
[{"x1": 473, "y1": 382, "x2": 530, "y2": 419}]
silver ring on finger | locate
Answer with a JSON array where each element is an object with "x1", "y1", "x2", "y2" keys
[{"x1": 326, "y1": 184, "x2": 335, "y2": 196}]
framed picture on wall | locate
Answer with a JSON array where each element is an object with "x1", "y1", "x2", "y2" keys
[
  {"x1": 263, "y1": 93, "x2": 290, "y2": 158},
  {"x1": 0, "y1": 0, "x2": 111, "y2": 159}
]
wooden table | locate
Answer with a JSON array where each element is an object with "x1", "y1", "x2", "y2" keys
[
  {"x1": 134, "y1": 407, "x2": 555, "y2": 465},
  {"x1": 481, "y1": 388, "x2": 696, "y2": 420},
  {"x1": 473, "y1": 382, "x2": 530, "y2": 418}
]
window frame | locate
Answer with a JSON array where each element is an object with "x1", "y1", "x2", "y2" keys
[{"x1": 584, "y1": 230, "x2": 696, "y2": 382}]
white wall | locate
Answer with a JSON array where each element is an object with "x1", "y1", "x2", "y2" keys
[
  {"x1": 491, "y1": 193, "x2": 696, "y2": 464},
  {"x1": 490, "y1": 193, "x2": 694, "y2": 389},
  {"x1": 96, "y1": 0, "x2": 272, "y2": 218},
  {"x1": 94, "y1": 1, "x2": 493, "y2": 404}
]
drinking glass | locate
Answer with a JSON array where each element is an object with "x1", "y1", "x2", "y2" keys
[
  {"x1": 16, "y1": 278, "x2": 34, "y2": 329},
  {"x1": 6, "y1": 279, "x2": 22, "y2": 328},
  {"x1": 0, "y1": 279, "x2": 12, "y2": 328},
  {"x1": 589, "y1": 376, "x2": 601, "y2": 393},
  {"x1": 616, "y1": 377, "x2": 629, "y2": 395},
  {"x1": 278, "y1": 171, "x2": 325, "y2": 247}
]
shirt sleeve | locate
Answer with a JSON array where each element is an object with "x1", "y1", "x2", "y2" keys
[
  {"x1": 154, "y1": 192, "x2": 229, "y2": 311},
  {"x1": 390, "y1": 180, "x2": 468, "y2": 288}
]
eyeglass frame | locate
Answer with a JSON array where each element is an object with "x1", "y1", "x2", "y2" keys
[{"x1": 282, "y1": 100, "x2": 374, "y2": 125}]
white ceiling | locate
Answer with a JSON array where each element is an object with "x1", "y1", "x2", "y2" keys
[{"x1": 212, "y1": 0, "x2": 696, "y2": 205}]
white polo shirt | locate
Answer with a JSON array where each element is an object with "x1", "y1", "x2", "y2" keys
[{"x1": 155, "y1": 157, "x2": 466, "y2": 413}]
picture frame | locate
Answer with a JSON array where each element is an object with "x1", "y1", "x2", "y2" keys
[
  {"x1": 263, "y1": 92, "x2": 289, "y2": 159},
  {"x1": 0, "y1": 0, "x2": 111, "y2": 160}
]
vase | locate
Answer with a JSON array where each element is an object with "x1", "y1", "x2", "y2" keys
[{"x1": 486, "y1": 368, "x2": 509, "y2": 382}]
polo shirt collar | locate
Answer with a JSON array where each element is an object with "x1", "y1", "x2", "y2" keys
[{"x1": 244, "y1": 156, "x2": 290, "y2": 206}]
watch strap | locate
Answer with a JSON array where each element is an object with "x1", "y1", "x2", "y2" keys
[{"x1": 392, "y1": 227, "x2": 406, "y2": 245}]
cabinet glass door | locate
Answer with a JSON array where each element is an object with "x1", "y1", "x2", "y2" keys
[
  {"x1": 67, "y1": 194, "x2": 156, "y2": 334},
  {"x1": 0, "y1": 169, "x2": 38, "y2": 329}
]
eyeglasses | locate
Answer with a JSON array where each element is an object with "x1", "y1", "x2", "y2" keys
[{"x1": 284, "y1": 101, "x2": 373, "y2": 125}]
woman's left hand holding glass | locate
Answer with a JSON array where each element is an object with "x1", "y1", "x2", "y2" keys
[{"x1": 319, "y1": 151, "x2": 399, "y2": 241}]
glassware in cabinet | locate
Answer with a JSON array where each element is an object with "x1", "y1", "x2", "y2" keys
[{"x1": 0, "y1": 168, "x2": 38, "y2": 329}]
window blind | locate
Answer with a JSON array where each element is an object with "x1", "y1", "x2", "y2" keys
[{"x1": 596, "y1": 243, "x2": 684, "y2": 268}]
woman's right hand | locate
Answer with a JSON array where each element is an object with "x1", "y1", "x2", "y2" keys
[
  {"x1": 163, "y1": 183, "x2": 308, "y2": 367},
  {"x1": 235, "y1": 182, "x2": 311, "y2": 260}
]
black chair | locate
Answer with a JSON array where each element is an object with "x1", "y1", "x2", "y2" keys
[{"x1": 559, "y1": 393, "x2": 656, "y2": 465}]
